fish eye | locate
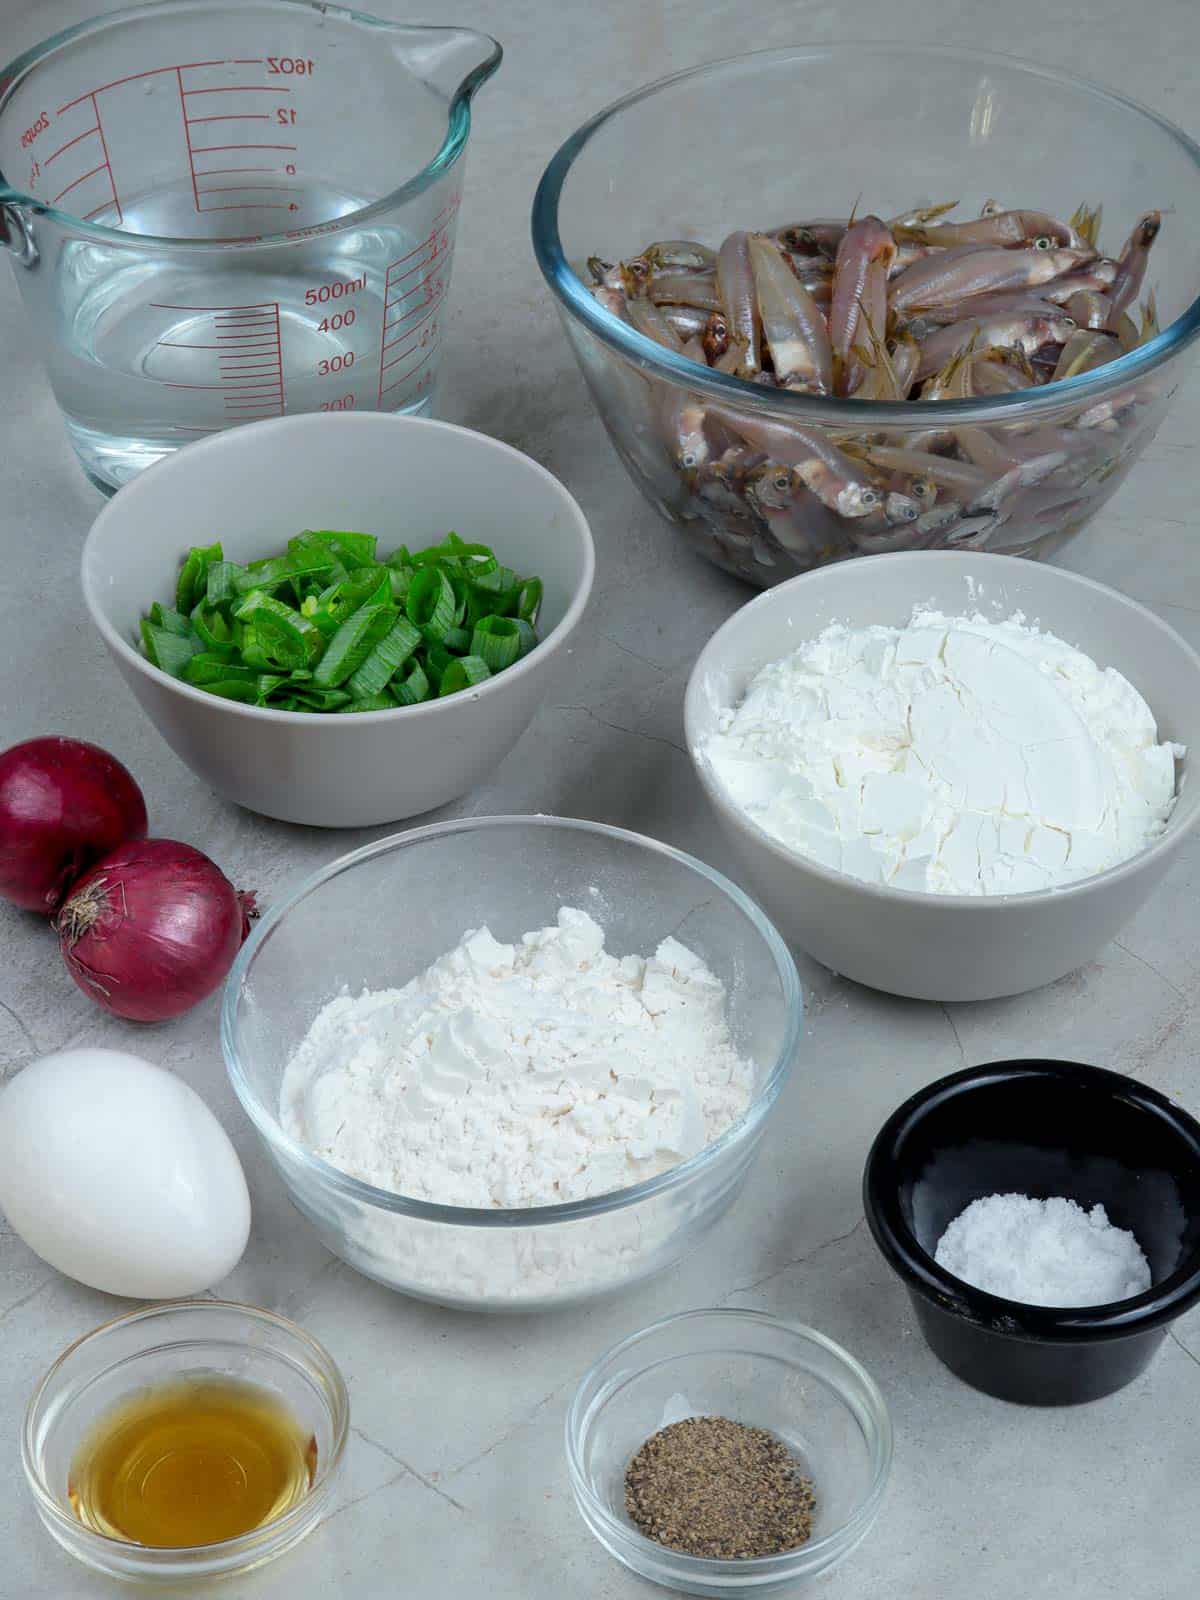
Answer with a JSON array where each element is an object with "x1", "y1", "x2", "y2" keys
[
  {"x1": 680, "y1": 450, "x2": 700, "y2": 469},
  {"x1": 1033, "y1": 235, "x2": 1053, "y2": 250},
  {"x1": 1062, "y1": 314, "x2": 1077, "y2": 329},
  {"x1": 861, "y1": 487, "x2": 880, "y2": 508}
]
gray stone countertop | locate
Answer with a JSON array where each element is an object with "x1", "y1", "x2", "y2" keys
[{"x1": 2, "y1": 1, "x2": 1198, "y2": 1595}]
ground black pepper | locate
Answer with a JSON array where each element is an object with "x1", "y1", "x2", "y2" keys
[{"x1": 623, "y1": 1415, "x2": 816, "y2": 1559}]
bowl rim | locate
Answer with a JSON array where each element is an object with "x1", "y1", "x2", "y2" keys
[
  {"x1": 21, "y1": 1298, "x2": 350, "y2": 1561},
  {"x1": 80, "y1": 411, "x2": 596, "y2": 727},
  {"x1": 0, "y1": 0, "x2": 502, "y2": 252},
  {"x1": 684, "y1": 550, "x2": 1200, "y2": 909},
  {"x1": 862, "y1": 1058, "x2": 1200, "y2": 1338},
  {"x1": 564, "y1": 1306, "x2": 894, "y2": 1575},
  {"x1": 221, "y1": 813, "x2": 804, "y2": 1225},
  {"x1": 531, "y1": 39, "x2": 1200, "y2": 425}
]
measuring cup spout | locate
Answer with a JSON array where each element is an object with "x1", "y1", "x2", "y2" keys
[{"x1": 386, "y1": 26, "x2": 503, "y2": 110}]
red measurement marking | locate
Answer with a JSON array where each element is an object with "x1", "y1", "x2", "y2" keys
[
  {"x1": 388, "y1": 250, "x2": 441, "y2": 290},
  {"x1": 58, "y1": 62, "x2": 229, "y2": 113},
  {"x1": 44, "y1": 125, "x2": 98, "y2": 165},
  {"x1": 376, "y1": 214, "x2": 456, "y2": 404},
  {"x1": 158, "y1": 342, "x2": 277, "y2": 351},
  {"x1": 383, "y1": 302, "x2": 439, "y2": 339},
  {"x1": 90, "y1": 92, "x2": 121, "y2": 223},
  {"x1": 190, "y1": 143, "x2": 297, "y2": 154},
  {"x1": 188, "y1": 113, "x2": 271, "y2": 124},
  {"x1": 51, "y1": 161, "x2": 107, "y2": 204},
  {"x1": 380, "y1": 349, "x2": 433, "y2": 398},
  {"x1": 198, "y1": 185, "x2": 295, "y2": 195},
  {"x1": 153, "y1": 301, "x2": 284, "y2": 416},
  {"x1": 380, "y1": 339, "x2": 422, "y2": 372},
  {"x1": 176, "y1": 68, "x2": 201, "y2": 212},
  {"x1": 200, "y1": 203, "x2": 292, "y2": 213},
  {"x1": 191, "y1": 165, "x2": 281, "y2": 176},
  {"x1": 183, "y1": 85, "x2": 287, "y2": 95},
  {"x1": 151, "y1": 302, "x2": 274, "y2": 310}
]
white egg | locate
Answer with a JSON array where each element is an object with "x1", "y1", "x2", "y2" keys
[{"x1": 0, "y1": 1047, "x2": 250, "y2": 1298}]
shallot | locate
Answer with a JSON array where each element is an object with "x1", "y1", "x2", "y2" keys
[
  {"x1": 56, "y1": 838, "x2": 255, "y2": 1023},
  {"x1": 0, "y1": 737, "x2": 147, "y2": 914}
]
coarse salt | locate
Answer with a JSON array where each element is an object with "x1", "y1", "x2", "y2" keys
[{"x1": 934, "y1": 1192, "x2": 1152, "y2": 1306}]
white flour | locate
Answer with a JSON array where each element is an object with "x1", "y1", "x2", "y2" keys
[
  {"x1": 702, "y1": 609, "x2": 1182, "y2": 895},
  {"x1": 281, "y1": 907, "x2": 754, "y2": 1210}
]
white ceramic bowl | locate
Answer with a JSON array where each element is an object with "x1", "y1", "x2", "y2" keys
[
  {"x1": 82, "y1": 414, "x2": 594, "y2": 827},
  {"x1": 685, "y1": 553, "x2": 1200, "y2": 1003}
]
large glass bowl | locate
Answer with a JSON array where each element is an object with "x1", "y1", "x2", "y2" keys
[
  {"x1": 222, "y1": 817, "x2": 802, "y2": 1311},
  {"x1": 532, "y1": 43, "x2": 1200, "y2": 587}
]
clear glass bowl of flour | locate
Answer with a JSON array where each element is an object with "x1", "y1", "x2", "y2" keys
[{"x1": 222, "y1": 816, "x2": 802, "y2": 1311}]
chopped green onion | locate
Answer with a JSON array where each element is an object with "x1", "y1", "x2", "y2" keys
[
  {"x1": 439, "y1": 655, "x2": 491, "y2": 695},
  {"x1": 176, "y1": 541, "x2": 222, "y2": 614},
  {"x1": 337, "y1": 692, "x2": 395, "y2": 712},
  {"x1": 184, "y1": 655, "x2": 261, "y2": 686},
  {"x1": 517, "y1": 578, "x2": 543, "y2": 625},
  {"x1": 423, "y1": 642, "x2": 455, "y2": 688},
  {"x1": 347, "y1": 617, "x2": 422, "y2": 700},
  {"x1": 190, "y1": 603, "x2": 237, "y2": 659},
  {"x1": 233, "y1": 591, "x2": 325, "y2": 670},
  {"x1": 304, "y1": 529, "x2": 378, "y2": 567},
  {"x1": 406, "y1": 568, "x2": 456, "y2": 642},
  {"x1": 471, "y1": 615, "x2": 522, "y2": 671},
  {"x1": 204, "y1": 679, "x2": 259, "y2": 703},
  {"x1": 206, "y1": 560, "x2": 245, "y2": 605},
  {"x1": 149, "y1": 603, "x2": 192, "y2": 637},
  {"x1": 312, "y1": 603, "x2": 396, "y2": 688},
  {"x1": 140, "y1": 621, "x2": 201, "y2": 678},
  {"x1": 144, "y1": 531, "x2": 541, "y2": 713},
  {"x1": 290, "y1": 687, "x2": 353, "y2": 711},
  {"x1": 393, "y1": 660, "x2": 431, "y2": 705}
]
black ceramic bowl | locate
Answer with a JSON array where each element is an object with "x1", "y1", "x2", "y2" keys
[{"x1": 863, "y1": 1060, "x2": 1200, "y2": 1405}]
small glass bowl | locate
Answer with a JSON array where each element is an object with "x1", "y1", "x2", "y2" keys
[
  {"x1": 22, "y1": 1301, "x2": 349, "y2": 1586},
  {"x1": 566, "y1": 1309, "x2": 892, "y2": 1596}
]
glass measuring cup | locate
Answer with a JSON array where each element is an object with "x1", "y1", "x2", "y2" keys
[{"x1": 0, "y1": 1, "x2": 501, "y2": 491}]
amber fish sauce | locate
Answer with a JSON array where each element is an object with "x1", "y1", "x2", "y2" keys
[{"x1": 68, "y1": 1375, "x2": 316, "y2": 1547}]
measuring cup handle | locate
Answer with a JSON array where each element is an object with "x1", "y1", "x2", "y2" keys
[{"x1": 0, "y1": 202, "x2": 38, "y2": 268}]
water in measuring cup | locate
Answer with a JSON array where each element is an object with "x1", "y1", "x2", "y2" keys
[{"x1": 48, "y1": 180, "x2": 450, "y2": 491}]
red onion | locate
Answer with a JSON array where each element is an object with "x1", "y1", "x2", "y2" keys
[
  {"x1": 0, "y1": 737, "x2": 148, "y2": 914},
  {"x1": 56, "y1": 839, "x2": 256, "y2": 1023}
]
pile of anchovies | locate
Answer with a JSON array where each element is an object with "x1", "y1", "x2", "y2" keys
[{"x1": 588, "y1": 201, "x2": 1163, "y2": 582}]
